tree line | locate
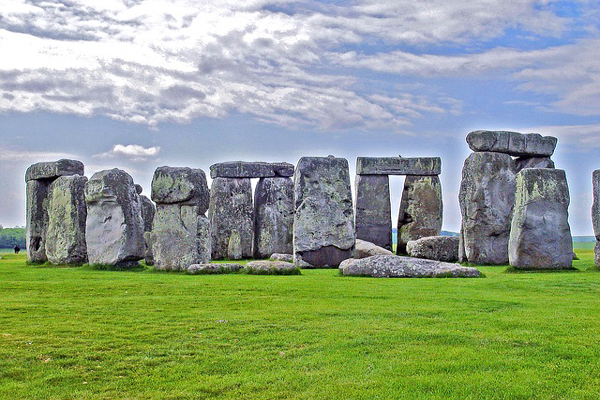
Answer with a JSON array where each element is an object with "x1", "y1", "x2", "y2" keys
[{"x1": 0, "y1": 228, "x2": 26, "y2": 248}]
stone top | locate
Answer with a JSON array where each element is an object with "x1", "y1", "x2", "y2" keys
[
  {"x1": 151, "y1": 166, "x2": 210, "y2": 211},
  {"x1": 210, "y1": 161, "x2": 294, "y2": 179},
  {"x1": 466, "y1": 130, "x2": 557, "y2": 157},
  {"x1": 356, "y1": 157, "x2": 441, "y2": 176},
  {"x1": 25, "y1": 159, "x2": 84, "y2": 182}
]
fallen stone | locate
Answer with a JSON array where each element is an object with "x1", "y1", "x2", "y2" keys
[
  {"x1": 466, "y1": 130, "x2": 557, "y2": 157},
  {"x1": 254, "y1": 177, "x2": 294, "y2": 258},
  {"x1": 26, "y1": 180, "x2": 49, "y2": 263},
  {"x1": 406, "y1": 236, "x2": 459, "y2": 262},
  {"x1": 187, "y1": 263, "x2": 243, "y2": 275},
  {"x1": 354, "y1": 239, "x2": 393, "y2": 259},
  {"x1": 356, "y1": 157, "x2": 441, "y2": 176},
  {"x1": 210, "y1": 161, "x2": 294, "y2": 179},
  {"x1": 397, "y1": 175, "x2": 443, "y2": 254},
  {"x1": 151, "y1": 166, "x2": 210, "y2": 212},
  {"x1": 270, "y1": 253, "x2": 294, "y2": 262},
  {"x1": 45, "y1": 175, "x2": 88, "y2": 265},
  {"x1": 244, "y1": 260, "x2": 300, "y2": 275},
  {"x1": 354, "y1": 175, "x2": 392, "y2": 250},
  {"x1": 459, "y1": 152, "x2": 516, "y2": 264},
  {"x1": 25, "y1": 159, "x2": 84, "y2": 182},
  {"x1": 514, "y1": 156, "x2": 555, "y2": 172},
  {"x1": 509, "y1": 168, "x2": 573, "y2": 269},
  {"x1": 293, "y1": 156, "x2": 355, "y2": 268},
  {"x1": 339, "y1": 255, "x2": 480, "y2": 278}
]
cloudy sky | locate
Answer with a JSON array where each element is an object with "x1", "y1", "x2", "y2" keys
[{"x1": 1, "y1": 0, "x2": 599, "y2": 234}]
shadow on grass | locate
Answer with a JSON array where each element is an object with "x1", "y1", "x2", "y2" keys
[{"x1": 504, "y1": 266, "x2": 580, "y2": 274}]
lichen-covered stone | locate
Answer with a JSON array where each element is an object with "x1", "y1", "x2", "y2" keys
[
  {"x1": 270, "y1": 253, "x2": 294, "y2": 262},
  {"x1": 406, "y1": 236, "x2": 459, "y2": 262},
  {"x1": 466, "y1": 130, "x2": 557, "y2": 157},
  {"x1": 85, "y1": 169, "x2": 145, "y2": 267},
  {"x1": 227, "y1": 230, "x2": 242, "y2": 260},
  {"x1": 354, "y1": 239, "x2": 393, "y2": 259},
  {"x1": 45, "y1": 175, "x2": 88, "y2": 264},
  {"x1": 356, "y1": 157, "x2": 441, "y2": 175},
  {"x1": 151, "y1": 166, "x2": 209, "y2": 212},
  {"x1": 209, "y1": 177, "x2": 254, "y2": 259},
  {"x1": 293, "y1": 156, "x2": 355, "y2": 268},
  {"x1": 244, "y1": 260, "x2": 300, "y2": 275},
  {"x1": 187, "y1": 263, "x2": 243, "y2": 274},
  {"x1": 459, "y1": 152, "x2": 516, "y2": 264},
  {"x1": 139, "y1": 195, "x2": 155, "y2": 265},
  {"x1": 593, "y1": 170, "x2": 600, "y2": 266},
  {"x1": 509, "y1": 168, "x2": 572, "y2": 269},
  {"x1": 339, "y1": 255, "x2": 480, "y2": 278},
  {"x1": 254, "y1": 177, "x2": 294, "y2": 258},
  {"x1": 25, "y1": 159, "x2": 84, "y2": 182},
  {"x1": 210, "y1": 161, "x2": 294, "y2": 178},
  {"x1": 397, "y1": 175, "x2": 443, "y2": 254},
  {"x1": 26, "y1": 180, "x2": 49, "y2": 263},
  {"x1": 354, "y1": 174, "x2": 392, "y2": 250},
  {"x1": 514, "y1": 156, "x2": 555, "y2": 172}
]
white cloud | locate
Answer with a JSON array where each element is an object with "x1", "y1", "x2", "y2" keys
[
  {"x1": 0, "y1": 146, "x2": 77, "y2": 162},
  {"x1": 94, "y1": 144, "x2": 161, "y2": 161}
]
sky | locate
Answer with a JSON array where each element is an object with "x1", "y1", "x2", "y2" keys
[{"x1": 1, "y1": 0, "x2": 599, "y2": 235}]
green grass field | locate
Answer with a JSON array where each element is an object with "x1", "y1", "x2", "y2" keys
[{"x1": 1, "y1": 251, "x2": 599, "y2": 399}]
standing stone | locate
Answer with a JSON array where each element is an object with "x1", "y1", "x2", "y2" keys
[
  {"x1": 293, "y1": 156, "x2": 355, "y2": 268},
  {"x1": 26, "y1": 180, "x2": 49, "y2": 263},
  {"x1": 509, "y1": 168, "x2": 572, "y2": 269},
  {"x1": 45, "y1": 175, "x2": 88, "y2": 265},
  {"x1": 254, "y1": 177, "x2": 294, "y2": 258},
  {"x1": 228, "y1": 230, "x2": 243, "y2": 260},
  {"x1": 459, "y1": 152, "x2": 516, "y2": 264},
  {"x1": 397, "y1": 175, "x2": 442, "y2": 254},
  {"x1": 85, "y1": 169, "x2": 145, "y2": 267},
  {"x1": 593, "y1": 170, "x2": 600, "y2": 266},
  {"x1": 140, "y1": 195, "x2": 155, "y2": 265},
  {"x1": 355, "y1": 174, "x2": 392, "y2": 251},
  {"x1": 209, "y1": 177, "x2": 254, "y2": 259},
  {"x1": 150, "y1": 167, "x2": 211, "y2": 270}
]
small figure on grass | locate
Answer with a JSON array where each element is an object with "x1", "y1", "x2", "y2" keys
[{"x1": 13, "y1": 244, "x2": 20, "y2": 254}]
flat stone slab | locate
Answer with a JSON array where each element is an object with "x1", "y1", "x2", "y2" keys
[
  {"x1": 406, "y1": 236, "x2": 459, "y2": 262},
  {"x1": 354, "y1": 239, "x2": 393, "y2": 259},
  {"x1": 356, "y1": 157, "x2": 441, "y2": 176},
  {"x1": 187, "y1": 263, "x2": 244, "y2": 274},
  {"x1": 26, "y1": 159, "x2": 84, "y2": 182},
  {"x1": 339, "y1": 255, "x2": 480, "y2": 278},
  {"x1": 270, "y1": 253, "x2": 294, "y2": 262},
  {"x1": 466, "y1": 130, "x2": 557, "y2": 157},
  {"x1": 210, "y1": 161, "x2": 294, "y2": 178},
  {"x1": 244, "y1": 261, "x2": 300, "y2": 275}
]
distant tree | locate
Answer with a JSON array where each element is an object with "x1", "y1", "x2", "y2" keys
[{"x1": 0, "y1": 227, "x2": 26, "y2": 248}]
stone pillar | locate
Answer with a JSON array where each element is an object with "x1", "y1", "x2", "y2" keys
[
  {"x1": 293, "y1": 156, "x2": 355, "y2": 268},
  {"x1": 509, "y1": 168, "x2": 572, "y2": 269},
  {"x1": 136, "y1": 184, "x2": 156, "y2": 265},
  {"x1": 150, "y1": 167, "x2": 211, "y2": 270},
  {"x1": 593, "y1": 170, "x2": 600, "y2": 266},
  {"x1": 85, "y1": 169, "x2": 145, "y2": 267},
  {"x1": 354, "y1": 175, "x2": 392, "y2": 251},
  {"x1": 396, "y1": 175, "x2": 443, "y2": 254},
  {"x1": 254, "y1": 177, "x2": 294, "y2": 258}
]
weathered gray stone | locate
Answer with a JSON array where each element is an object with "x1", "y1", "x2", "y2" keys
[
  {"x1": 135, "y1": 184, "x2": 143, "y2": 194},
  {"x1": 397, "y1": 175, "x2": 443, "y2": 254},
  {"x1": 293, "y1": 156, "x2": 355, "y2": 268},
  {"x1": 354, "y1": 174, "x2": 392, "y2": 250},
  {"x1": 514, "y1": 156, "x2": 555, "y2": 172},
  {"x1": 459, "y1": 152, "x2": 516, "y2": 264},
  {"x1": 244, "y1": 260, "x2": 300, "y2": 275},
  {"x1": 354, "y1": 239, "x2": 393, "y2": 259},
  {"x1": 139, "y1": 195, "x2": 155, "y2": 265},
  {"x1": 25, "y1": 159, "x2": 84, "y2": 182},
  {"x1": 458, "y1": 224, "x2": 466, "y2": 263},
  {"x1": 187, "y1": 263, "x2": 243, "y2": 274},
  {"x1": 227, "y1": 230, "x2": 242, "y2": 260},
  {"x1": 85, "y1": 169, "x2": 145, "y2": 267},
  {"x1": 406, "y1": 236, "x2": 459, "y2": 262},
  {"x1": 254, "y1": 177, "x2": 294, "y2": 258},
  {"x1": 466, "y1": 130, "x2": 557, "y2": 157},
  {"x1": 151, "y1": 166, "x2": 209, "y2": 212},
  {"x1": 144, "y1": 232, "x2": 154, "y2": 266},
  {"x1": 509, "y1": 168, "x2": 573, "y2": 269},
  {"x1": 209, "y1": 177, "x2": 254, "y2": 259},
  {"x1": 26, "y1": 180, "x2": 49, "y2": 263},
  {"x1": 210, "y1": 161, "x2": 294, "y2": 179},
  {"x1": 270, "y1": 253, "x2": 294, "y2": 262},
  {"x1": 593, "y1": 170, "x2": 600, "y2": 266},
  {"x1": 356, "y1": 157, "x2": 441, "y2": 176},
  {"x1": 45, "y1": 175, "x2": 88, "y2": 264},
  {"x1": 339, "y1": 255, "x2": 480, "y2": 278}
]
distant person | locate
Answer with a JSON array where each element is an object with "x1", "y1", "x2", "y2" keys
[{"x1": 13, "y1": 244, "x2": 20, "y2": 254}]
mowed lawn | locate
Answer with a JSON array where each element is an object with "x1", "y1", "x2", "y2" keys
[{"x1": 1, "y1": 251, "x2": 599, "y2": 399}]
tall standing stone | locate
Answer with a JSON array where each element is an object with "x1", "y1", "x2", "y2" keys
[
  {"x1": 509, "y1": 168, "x2": 572, "y2": 269},
  {"x1": 355, "y1": 174, "x2": 392, "y2": 251},
  {"x1": 459, "y1": 152, "x2": 516, "y2": 264},
  {"x1": 254, "y1": 177, "x2": 294, "y2": 258},
  {"x1": 209, "y1": 177, "x2": 254, "y2": 259},
  {"x1": 85, "y1": 169, "x2": 145, "y2": 267},
  {"x1": 593, "y1": 170, "x2": 600, "y2": 266},
  {"x1": 293, "y1": 156, "x2": 355, "y2": 268},
  {"x1": 45, "y1": 175, "x2": 88, "y2": 264},
  {"x1": 396, "y1": 175, "x2": 442, "y2": 254},
  {"x1": 138, "y1": 188, "x2": 156, "y2": 265}
]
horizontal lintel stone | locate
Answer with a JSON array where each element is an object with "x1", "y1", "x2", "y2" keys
[
  {"x1": 356, "y1": 157, "x2": 441, "y2": 176},
  {"x1": 210, "y1": 161, "x2": 294, "y2": 178},
  {"x1": 466, "y1": 130, "x2": 557, "y2": 157},
  {"x1": 25, "y1": 159, "x2": 84, "y2": 182}
]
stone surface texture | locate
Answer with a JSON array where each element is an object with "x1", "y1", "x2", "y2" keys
[
  {"x1": 466, "y1": 130, "x2": 557, "y2": 157},
  {"x1": 293, "y1": 156, "x2": 355, "y2": 268},
  {"x1": 354, "y1": 174, "x2": 392, "y2": 250},
  {"x1": 397, "y1": 175, "x2": 443, "y2": 254},
  {"x1": 209, "y1": 177, "x2": 254, "y2": 259},
  {"x1": 354, "y1": 239, "x2": 393, "y2": 259},
  {"x1": 210, "y1": 161, "x2": 294, "y2": 178},
  {"x1": 254, "y1": 177, "x2": 294, "y2": 258},
  {"x1": 26, "y1": 180, "x2": 49, "y2": 263},
  {"x1": 151, "y1": 166, "x2": 209, "y2": 212},
  {"x1": 45, "y1": 175, "x2": 88, "y2": 264},
  {"x1": 339, "y1": 255, "x2": 480, "y2": 278},
  {"x1": 514, "y1": 156, "x2": 555, "y2": 172},
  {"x1": 25, "y1": 159, "x2": 84, "y2": 182},
  {"x1": 244, "y1": 260, "x2": 300, "y2": 274},
  {"x1": 227, "y1": 230, "x2": 243, "y2": 260},
  {"x1": 356, "y1": 157, "x2": 441, "y2": 176},
  {"x1": 406, "y1": 236, "x2": 459, "y2": 262},
  {"x1": 270, "y1": 253, "x2": 294, "y2": 262},
  {"x1": 187, "y1": 263, "x2": 243, "y2": 274},
  {"x1": 459, "y1": 152, "x2": 516, "y2": 264},
  {"x1": 84, "y1": 169, "x2": 145, "y2": 266},
  {"x1": 509, "y1": 168, "x2": 573, "y2": 269},
  {"x1": 593, "y1": 170, "x2": 600, "y2": 266}
]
